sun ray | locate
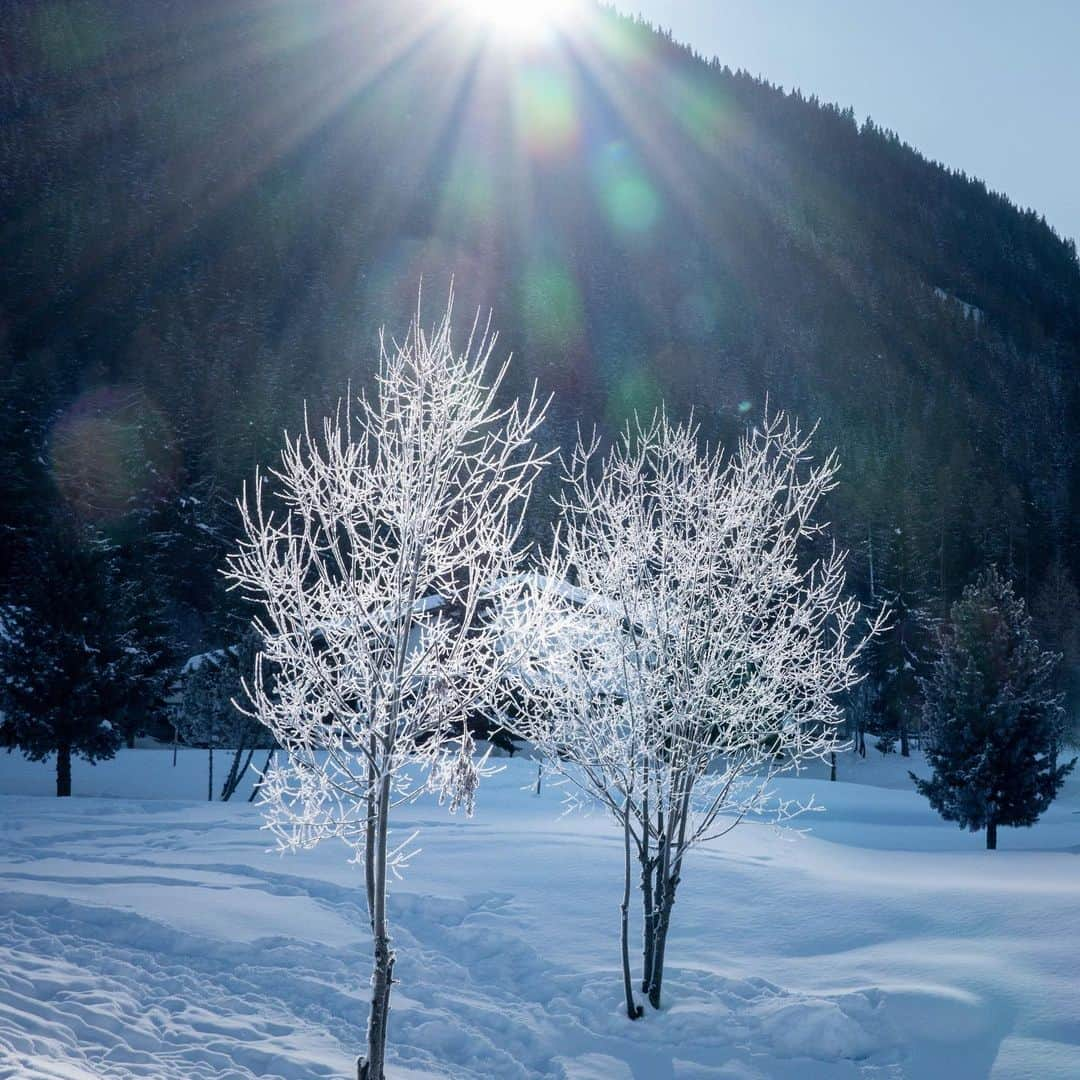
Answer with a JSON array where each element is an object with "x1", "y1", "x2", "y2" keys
[{"x1": 454, "y1": 0, "x2": 580, "y2": 43}]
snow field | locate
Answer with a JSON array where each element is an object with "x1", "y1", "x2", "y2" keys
[{"x1": 0, "y1": 749, "x2": 1078, "y2": 1078}]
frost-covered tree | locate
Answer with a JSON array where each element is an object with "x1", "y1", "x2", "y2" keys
[
  {"x1": 171, "y1": 633, "x2": 270, "y2": 801},
  {"x1": 511, "y1": 412, "x2": 883, "y2": 1013},
  {"x1": 0, "y1": 528, "x2": 129, "y2": 795},
  {"x1": 227, "y1": 290, "x2": 549, "y2": 1080},
  {"x1": 915, "y1": 566, "x2": 1075, "y2": 849}
]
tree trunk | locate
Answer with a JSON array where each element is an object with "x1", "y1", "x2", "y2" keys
[
  {"x1": 899, "y1": 721, "x2": 910, "y2": 758},
  {"x1": 639, "y1": 848, "x2": 658, "y2": 993},
  {"x1": 986, "y1": 820, "x2": 997, "y2": 850},
  {"x1": 646, "y1": 820, "x2": 676, "y2": 1010},
  {"x1": 208, "y1": 747, "x2": 213, "y2": 802},
  {"x1": 364, "y1": 746, "x2": 377, "y2": 924},
  {"x1": 647, "y1": 872, "x2": 679, "y2": 1010},
  {"x1": 220, "y1": 747, "x2": 255, "y2": 802},
  {"x1": 56, "y1": 743, "x2": 72, "y2": 797},
  {"x1": 620, "y1": 807, "x2": 642, "y2": 1019},
  {"x1": 359, "y1": 774, "x2": 394, "y2": 1080},
  {"x1": 220, "y1": 747, "x2": 243, "y2": 801},
  {"x1": 830, "y1": 751, "x2": 837, "y2": 782}
]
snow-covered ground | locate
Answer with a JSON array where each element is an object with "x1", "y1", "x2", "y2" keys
[{"x1": 1, "y1": 748, "x2": 1078, "y2": 1079}]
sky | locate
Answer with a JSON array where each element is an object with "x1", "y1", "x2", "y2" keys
[{"x1": 617, "y1": 0, "x2": 1080, "y2": 246}]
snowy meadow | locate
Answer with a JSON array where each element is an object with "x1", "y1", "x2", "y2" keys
[{"x1": 1, "y1": 747, "x2": 1078, "y2": 1079}]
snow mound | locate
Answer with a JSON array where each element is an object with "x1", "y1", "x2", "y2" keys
[{"x1": 751, "y1": 991, "x2": 892, "y2": 1060}]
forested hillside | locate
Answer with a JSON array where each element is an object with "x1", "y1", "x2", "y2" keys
[{"x1": 3, "y1": 0, "x2": 1078, "y2": 740}]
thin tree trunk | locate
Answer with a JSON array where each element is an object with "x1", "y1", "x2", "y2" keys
[
  {"x1": 364, "y1": 744, "x2": 377, "y2": 924},
  {"x1": 648, "y1": 873, "x2": 678, "y2": 1009},
  {"x1": 359, "y1": 773, "x2": 394, "y2": 1080},
  {"x1": 220, "y1": 747, "x2": 243, "y2": 801},
  {"x1": 830, "y1": 751, "x2": 837, "y2": 781},
  {"x1": 248, "y1": 747, "x2": 275, "y2": 802},
  {"x1": 208, "y1": 747, "x2": 213, "y2": 802},
  {"x1": 649, "y1": 783, "x2": 690, "y2": 1010},
  {"x1": 986, "y1": 820, "x2": 997, "y2": 850},
  {"x1": 620, "y1": 805, "x2": 642, "y2": 1019},
  {"x1": 535, "y1": 761, "x2": 542, "y2": 796},
  {"x1": 899, "y1": 720, "x2": 910, "y2": 758},
  {"x1": 638, "y1": 779, "x2": 653, "y2": 993},
  {"x1": 641, "y1": 838, "x2": 663, "y2": 993},
  {"x1": 56, "y1": 742, "x2": 72, "y2": 797},
  {"x1": 639, "y1": 855, "x2": 655, "y2": 994},
  {"x1": 646, "y1": 822, "x2": 673, "y2": 1009},
  {"x1": 221, "y1": 747, "x2": 255, "y2": 802}
]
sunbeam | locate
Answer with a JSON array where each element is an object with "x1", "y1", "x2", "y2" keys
[{"x1": 456, "y1": 0, "x2": 580, "y2": 43}]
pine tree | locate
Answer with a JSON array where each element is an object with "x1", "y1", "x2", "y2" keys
[
  {"x1": 914, "y1": 566, "x2": 1075, "y2": 849},
  {"x1": 0, "y1": 527, "x2": 128, "y2": 795},
  {"x1": 111, "y1": 541, "x2": 176, "y2": 748}
]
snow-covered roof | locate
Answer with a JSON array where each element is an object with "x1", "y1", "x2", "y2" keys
[
  {"x1": 184, "y1": 577, "x2": 629, "y2": 696},
  {"x1": 180, "y1": 645, "x2": 237, "y2": 676}
]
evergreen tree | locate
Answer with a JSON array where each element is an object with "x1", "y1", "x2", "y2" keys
[
  {"x1": 865, "y1": 520, "x2": 933, "y2": 756},
  {"x1": 111, "y1": 539, "x2": 177, "y2": 748},
  {"x1": 914, "y1": 567, "x2": 1075, "y2": 849},
  {"x1": 0, "y1": 527, "x2": 130, "y2": 795}
]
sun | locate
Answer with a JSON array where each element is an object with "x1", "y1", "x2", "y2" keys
[{"x1": 457, "y1": 0, "x2": 579, "y2": 43}]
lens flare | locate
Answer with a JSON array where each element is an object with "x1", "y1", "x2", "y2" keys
[
  {"x1": 592, "y1": 141, "x2": 661, "y2": 237},
  {"x1": 51, "y1": 386, "x2": 178, "y2": 523},
  {"x1": 514, "y1": 65, "x2": 579, "y2": 159},
  {"x1": 519, "y1": 257, "x2": 584, "y2": 348}
]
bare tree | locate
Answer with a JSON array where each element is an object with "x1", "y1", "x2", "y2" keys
[
  {"x1": 511, "y1": 411, "x2": 884, "y2": 1014},
  {"x1": 227, "y1": 289, "x2": 550, "y2": 1080}
]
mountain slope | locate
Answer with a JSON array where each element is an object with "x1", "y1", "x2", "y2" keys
[{"x1": 2, "y1": 0, "x2": 1078, "y2": 669}]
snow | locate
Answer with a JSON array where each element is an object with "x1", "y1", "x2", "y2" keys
[
  {"x1": 932, "y1": 286, "x2": 985, "y2": 324},
  {"x1": 180, "y1": 648, "x2": 235, "y2": 675},
  {"x1": 1, "y1": 748, "x2": 1079, "y2": 1078}
]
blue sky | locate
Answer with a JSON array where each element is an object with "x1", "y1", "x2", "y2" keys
[{"x1": 618, "y1": 1, "x2": 1080, "y2": 245}]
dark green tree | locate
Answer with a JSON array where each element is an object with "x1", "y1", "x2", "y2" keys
[
  {"x1": 110, "y1": 540, "x2": 177, "y2": 748},
  {"x1": 0, "y1": 528, "x2": 131, "y2": 795},
  {"x1": 914, "y1": 567, "x2": 1075, "y2": 849}
]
